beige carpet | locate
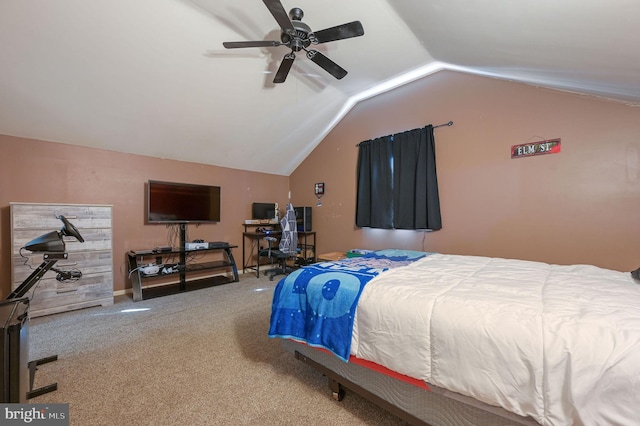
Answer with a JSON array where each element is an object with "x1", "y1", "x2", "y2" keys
[{"x1": 28, "y1": 273, "x2": 408, "y2": 425}]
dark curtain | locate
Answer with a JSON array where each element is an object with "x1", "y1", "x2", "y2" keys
[
  {"x1": 356, "y1": 125, "x2": 442, "y2": 230},
  {"x1": 356, "y1": 135, "x2": 393, "y2": 228}
]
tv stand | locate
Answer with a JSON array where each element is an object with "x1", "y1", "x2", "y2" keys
[
  {"x1": 127, "y1": 245, "x2": 238, "y2": 301},
  {"x1": 128, "y1": 227, "x2": 238, "y2": 302}
]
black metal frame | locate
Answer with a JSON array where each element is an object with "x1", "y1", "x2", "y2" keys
[
  {"x1": 7, "y1": 253, "x2": 67, "y2": 300},
  {"x1": 294, "y1": 350, "x2": 427, "y2": 425},
  {"x1": 4, "y1": 215, "x2": 85, "y2": 401},
  {"x1": 4, "y1": 253, "x2": 68, "y2": 400}
]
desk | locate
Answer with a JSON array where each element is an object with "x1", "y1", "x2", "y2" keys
[
  {"x1": 242, "y1": 224, "x2": 316, "y2": 277},
  {"x1": 242, "y1": 223, "x2": 281, "y2": 277}
]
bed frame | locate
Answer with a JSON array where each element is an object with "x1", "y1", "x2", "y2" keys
[{"x1": 283, "y1": 340, "x2": 540, "y2": 426}]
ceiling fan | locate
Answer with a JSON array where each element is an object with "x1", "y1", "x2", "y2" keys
[{"x1": 222, "y1": 0, "x2": 364, "y2": 83}]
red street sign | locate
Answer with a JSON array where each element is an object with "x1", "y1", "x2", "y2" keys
[{"x1": 511, "y1": 138, "x2": 561, "y2": 159}]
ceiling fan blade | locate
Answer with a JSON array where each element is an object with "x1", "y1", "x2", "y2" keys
[
  {"x1": 223, "y1": 40, "x2": 283, "y2": 49},
  {"x1": 263, "y1": 0, "x2": 295, "y2": 36},
  {"x1": 312, "y1": 21, "x2": 364, "y2": 44},
  {"x1": 306, "y1": 50, "x2": 347, "y2": 80},
  {"x1": 274, "y1": 52, "x2": 296, "y2": 83}
]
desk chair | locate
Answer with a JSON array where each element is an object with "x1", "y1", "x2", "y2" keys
[{"x1": 258, "y1": 203, "x2": 298, "y2": 281}]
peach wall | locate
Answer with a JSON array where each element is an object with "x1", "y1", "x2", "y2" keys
[
  {"x1": 0, "y1": 134, "x2": 289, "y2": 297},
  {"x1": 290, "y1": 71, "x2": 640, "y2": 272},
  {"x1": 2, "y1": 70, "x2": 639, "y2": 300}
]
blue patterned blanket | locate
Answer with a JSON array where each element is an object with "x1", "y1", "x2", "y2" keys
[{"x1": 268, "y1": 249, "x2": 428, "y2": 361}]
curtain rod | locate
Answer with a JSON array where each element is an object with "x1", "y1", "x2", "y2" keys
[
  {"x1": 355, "y1": 121, "x2": 453, "y2": 147},
  {"x1": 433, "y1": 120, "x2": 453, "y2": 129}
]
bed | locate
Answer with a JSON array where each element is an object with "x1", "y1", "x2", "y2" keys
[{"x1": 268, "y1": 249, "x2": 640, "y2": 426}]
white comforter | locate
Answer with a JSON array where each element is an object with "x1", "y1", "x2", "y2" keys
[{"x1": 351, "y1": 253, "x2": 640, "y2": 426}]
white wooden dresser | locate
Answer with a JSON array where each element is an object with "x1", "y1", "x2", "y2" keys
[{"x1": 10, "y1": 203, "x2": 114, "y2": 317}]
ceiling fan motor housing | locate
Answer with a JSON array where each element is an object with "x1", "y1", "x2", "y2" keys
[{"x1": 281, "y1": 10, "x2": 312, "y2": 51}]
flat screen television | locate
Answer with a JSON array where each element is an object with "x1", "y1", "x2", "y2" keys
[{"x1": 147, "y1": 180, "x2": 221, "y2": 223}]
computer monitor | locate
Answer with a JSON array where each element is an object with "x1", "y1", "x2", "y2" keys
[{"x1": 252, "y1": 203, "x2": 276, "y2": 220}]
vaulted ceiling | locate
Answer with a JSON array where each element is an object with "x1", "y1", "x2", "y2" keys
[{"x1": 2, "y1": 0, "x2": 639, "y2": 175}]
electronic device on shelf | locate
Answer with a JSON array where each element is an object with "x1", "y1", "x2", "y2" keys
[
  {"x1": 294, "y1": 206, "x2": 312, "y2": 232},
  {"x1": 208, "y1": 241, "x2": 229, "y2": 248},
  {"x1": 185, "y1": 242, "x2": 209, "y2": 250},
  {"x1": 153, "y1": 246, "x2": 172, "y2": 253}
]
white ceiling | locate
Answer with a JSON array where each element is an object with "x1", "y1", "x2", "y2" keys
[{"x1": 2, "y1": 0, "x2": 639, "y2": 176}]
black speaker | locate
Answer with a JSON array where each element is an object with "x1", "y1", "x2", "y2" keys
[{"x1": 294, "y1": 207, "x2": 312, "y2": 232}]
